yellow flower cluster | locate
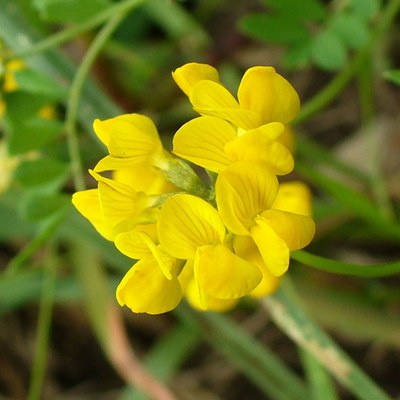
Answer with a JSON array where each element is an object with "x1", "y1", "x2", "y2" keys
[{"x1": 72, "y1": 63, "x2": 315, "y2": 314}]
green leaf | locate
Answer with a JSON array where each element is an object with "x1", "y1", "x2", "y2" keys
[
  {"x1": 311, "y1": 30, "x2": 347, "y2": 70},
  {"x1": 239, "y1": 14, "x2": 310, "y2": 45},
  {"x1": 20, "y1": 191, "x2": 71, "y2": 221},
  {"x1": 330, "y1": 13, "x2": 369, "y2": 49},
  {"x1": 7, "y1": 117, "x2": 63, "y2": 155},
  {"x1": 264, "y1": 0, "x2": 327, "y2": 22},
  {"x1": 383, "y1": 69, "x2": 400, "y2": 86},
  {"x1": 33, "y1": 0, "x2": 111, "y2": 23},
  {"x1": 348, "y1": 0, "x2": 381, "y2": 20},
  {"x1": 283, "y1": 40, "x2": 312, "y2": 69},
  {"x1": 14, "y1": 157, "x2": 70, "y2": 192},
  {"x1": 14, "y1": 69, "x2": 67, "y2": 100}
]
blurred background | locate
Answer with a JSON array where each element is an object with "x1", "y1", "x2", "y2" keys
[{"x1": 1, "y1": 0, "x2": 400, "y2": 399}]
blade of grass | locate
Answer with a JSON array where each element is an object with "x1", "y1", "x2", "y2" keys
[
  {"x1": 262, "y1": 277, "x2": 392, "y2": 400},
  {"x1": 300, "y1": 348, "x2": 339, "y2": 400},
  {"x1": 27, "y1": 241, "x2": 57, "y2": 400},
  {"x1": 291, "y1": 250, "x2": 400, "y2": 278},
  {"x1": 177, "y1": 304, "x2": 310, "y2": 400}
]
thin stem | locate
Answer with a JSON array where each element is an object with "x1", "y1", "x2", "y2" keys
[
  {"x1": 291, "y1": 250, "x2": 400, "y2": 278},
  {"x1": 263, "y1": 278, "x2": 392, "y2": 400},
  {"x1": 27, "y1": 242, "x2": 57, "y2": 400},
  {"x1": 2, "y1": 0, "x2": 147, "y2": 60},
  {"x1": 65, "y1": 6, "x2": 137, "y2": 192},
  {"x1": 295, "y1": 0, "x2": 400, "y2": 125}
]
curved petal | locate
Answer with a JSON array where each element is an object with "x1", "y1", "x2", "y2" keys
[
  {"x1": 237, "y1": 66, "x2": 300, "y2": 124},
  {"x1": 195, "y1": 244, "x2": 262, "y2": 299},
  {"x1": 185, "y1": 276, "x2": 239, "y2": 311},
  {"x1": 158, "y1": 194, "x2": 225, "y2": 259},
  {"x1": 116, "y1": 258, "x2": 182, "y2": 314},
  {"x1": 71, "y1": 189, "x2": 113, "y2": 241},
  {"x1": 173, "y1": 116, "x2": 237, "y2": 172},
  {"x1": 272, "y1": 181, "x2": 313, "y2": 216},
  {"x1": 224, "y1": 123, "x2": 294, "y2": 175},
  {"x1": 90, "y1": 171, "x2": 156, "y2": 235},
  {"x1": 216, "y1": 161, "x2": 279, "y2": 235},
  {"x1": 233, "y1": 235, "x2": 281, "y2": 297},
  {"x1": 190, "y1": 80, "x2": 263, "y2": 129},
  {"x1": 260, "y1": 209, "x2": 316, "y2": 250},
  {"x1": 172, "y1": 62, "x2": 220, "y2": 96},
  {"x1": 113, "y1": 164, "x2": 176, "y2": 194},
  {"x1": 251, "y1": 217, "x2": 290, "y2": 276},
  {"x1": 93, "y1": 113, "x2": 163, "y2": 160}
]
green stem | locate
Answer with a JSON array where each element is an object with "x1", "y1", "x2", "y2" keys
[
  {"x1": 27, "y1": 242, "x2": 57, "y2": 400},
  {"x1": 65, "y1": 6, "x2": 136, "y2": 192},
  {"x1": 295, "y1": 0, "x2": 400, "y2": 124},
  {"x1": 263, "y1": 278, "x2": 393, "y2": 400},
  {"x1": 2, "y1": 0, "x2": 147, "y2": 60},
  {"x1": 291, "y1": 250, "x2": 400, "y2": 278}
]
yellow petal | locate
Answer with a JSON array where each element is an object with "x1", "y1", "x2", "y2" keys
[
  {"x1": 251, "y1": 218, "x2": 290, "y2": 276},
  {"x1": 158, "y1": 194, "x2": 226, "y2": 259},
  {"x1": 272, "y1": 181, "x2": 313, "y2": 216},
  {"x1": 216, "y1": 161, "x2": 279, "y2": 235},
  {"x1": 237, "y1": 66, "x2": 300, "y2": 124},
  {"x1": 224, "y1": 123, "x2": 294, "y2": 175},
  {"x1": 190, "y1": 80, "x2": 262, "y2": 129},
  {"x1": 173, "y1": 116, "x2": 236, "y2": 172},
  {"x1": 116, "y1": 258, "x2": 182, "y2": 314},
  {"x1": 172, "y1": 62, "x2": 220, "y2": 96},
  {"x1": 93, "y1": 113, "x2": 163, "y2": 161},
  {"x1": 260, "y1": 209, "x2": 316, "y2": 250},
  {"x1": 91, "y1": 171, "x2": 156, "y2": 235},
  {"x1": 233, "y1": 235, "x2": 281, "y2": 297},
  {"x1": 196, "y1": 244, "x2": 262, "y2": 299},
  {"x1": 185, "y1": 276, "x2": 239, "y2": 311},
  {"x1": 71, "y1": 189, "x2": 113, "y2": 240},
  {"x1": 113, "y1": 164, "x2": 176, "y2": 194}
]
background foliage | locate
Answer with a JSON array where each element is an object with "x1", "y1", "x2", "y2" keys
[{"x1": 1, "y1": 0, "x2": 400, "y2": 399}]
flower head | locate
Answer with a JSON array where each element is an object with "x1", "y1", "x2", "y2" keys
[{"x1": 173, "y1": 62, "x2": 300, "y2": 130}]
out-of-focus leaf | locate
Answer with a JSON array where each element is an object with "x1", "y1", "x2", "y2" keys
[
  {"x1": 263, "y1": 0, "x2": 326, "y2": 22},
  {"x1": 330, "y1": 13, "x2": 369, "y2": 49},
  {"x1": 6, "y1": 117, "x2": 63, "y2": 155},
  {"x1": 14, "y1": 69, "x2": 66, "y2": 99},
  {"x1": 239, "y1": 14, "x2": 309, "y2": 45},
  {"x1": 14, "y1": 157, "x2": 70, "y2": 192},
  {"x1": 311, "y1": 30, "x2": 347, "y2": 70},
  {"x1": 283, "y1": 40, "x2": 312, "y2": 69},
  {"x1": 20, "y1": 192, "x2": 71, "y2": 221},
  {"x1": 33, "y1": 0, "x2": 111, "y2": 23},
  {"x1": 348, "y1": 0, "x2": 381, "y2": 20},
  {"x1": 383, "y1": 69, "x2": 400, "y2": 86}
]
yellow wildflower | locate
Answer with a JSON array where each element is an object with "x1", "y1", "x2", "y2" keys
[
  {"x1": 216, "y1": 161, "x2": 315, "y2": 276},
  {"x1": 172, "y1": 62, "x2": 300, "y2": 130},
  {"x1": 173, "y1": 116, "x2": 294, "y2": 175},
  {"x1": 158, "y1": 193, "x2": 262, "y2": 309}
]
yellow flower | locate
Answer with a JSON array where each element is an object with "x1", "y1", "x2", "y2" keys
[
  {"x1": 158, "y1": 193, "x2": 262, "y2": 308},
  {"x1": 92, "y1": 113, "x2": 168, "y2": 172},
  {"x1": 115, "y1": 228, "x2": 183, "y2": 314},
  {"x1": 72, "y1": 171, "x2": 159, "y2": 241},
  {"x1": 216, "y1": 161, "x2": 315, "y2": 276},
  {"x1": 173, "y1": 115, "x2": 294, "y2": 175},
  {"x1": 172, "y1": 62, "x2": 300, "y2": 130}
]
